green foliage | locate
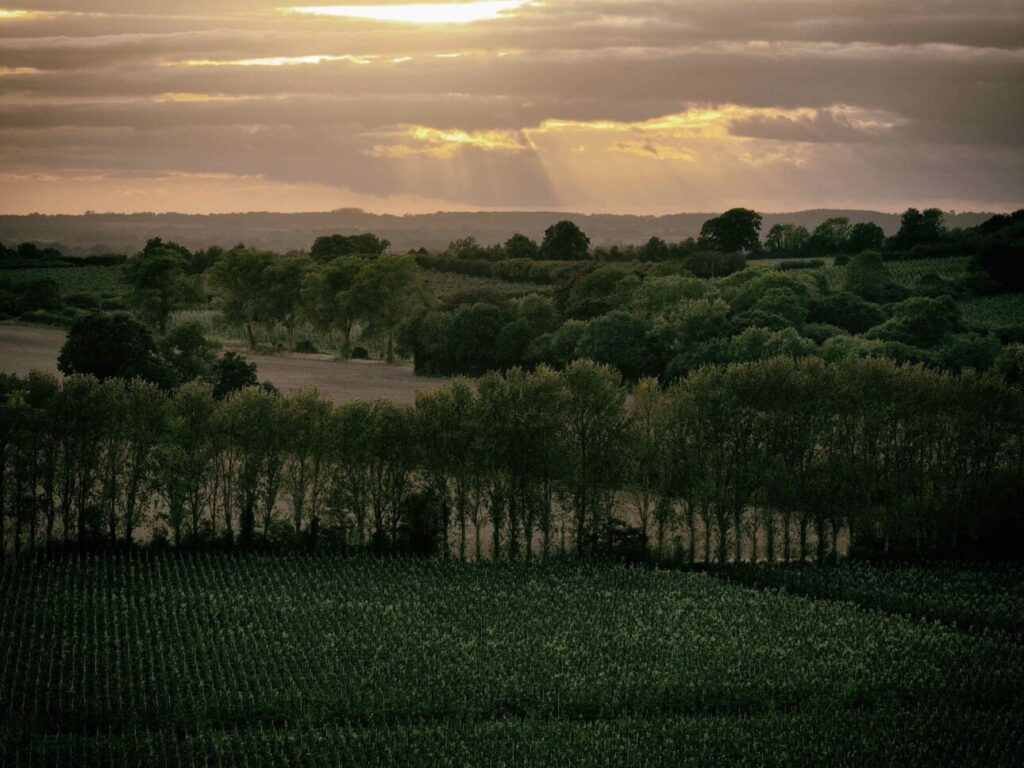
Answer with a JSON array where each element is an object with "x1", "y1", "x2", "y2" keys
[
  {"x1": 310, "y1": 233, "x2": 389, "y2": 261},
  {"x1": 211, "y1": 351, "x2": 258, "y2": 399},
  {"x1": 351, "y1": 256, "x2": 427, "y2": 363},
  {"x1": 698, "y1": 208, "x2": 763, "y2": 253},
  {"x1": 866, "y1": 295, "x2": 962, "y2": 348},
  {"x1": 540, "y1": 220, "x2": 591, "y2": 261},
  {"x1": 575, "y1": 311, "x2": 657, "y2": 380},
  {"x1": 842, "y1": 251, "x2": 891, "y2": 301},
  {"x1": 2, "y1": 556, "x2": 1022, "y2": 765},
  {"x1": 123, "y1": 249, "x2": 199, "y2": 333},
  {"x1": 808, "y1": 292, "x2": 887, "y2": 334},
  {"x1": 890, "y1": 207, "x2": 946, "y2": 250},
  {"x1": 720, "y1": 563, "x2": 1024, "y2": 640},
  {"x1": 504, "y1": 232, "x2": 540, "y2": 260},
  {"x1": 57, "y1": 313, "x2": 166, "y2": 384}
]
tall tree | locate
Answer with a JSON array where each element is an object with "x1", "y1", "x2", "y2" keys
[
  {"x1": 351, "y1": 257, "x2": 427, "y2": 364},
  {"x1": 123, "y1": 248, "x2": 198, "y2": 334},
  {"x1": 540, "y1": 220, "x2": 591, "y2": 261},
  {"x1": 698, "y1": 208, "x2": 763, "y2": 254}
]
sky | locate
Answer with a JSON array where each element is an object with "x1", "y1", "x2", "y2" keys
[{"x1": 0, "y1": 0, "x2": 1022, "y2": 215}]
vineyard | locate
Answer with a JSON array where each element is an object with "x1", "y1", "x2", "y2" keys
[
  {"x1": 811, "y1": 256, "x2": 970, "y2": 291},
  {"x1": 1, "y1": 555, "x2": 1022, "y2": 766},
  {"x1": 960, "y1": 294, "x2": 1024, "y2": 328},
  {"x1": 3, "y1": 265, "x2": 129, "y2": 298}
]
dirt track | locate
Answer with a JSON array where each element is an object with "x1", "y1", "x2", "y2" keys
[{"x1": 0, "y1": 323, "x2": 446, "y2": 404}]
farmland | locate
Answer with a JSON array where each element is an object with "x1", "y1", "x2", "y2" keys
[
  {"x1": 3, "y1": 265, "x2": 129, "y2": 299},
  {"x1": 1, "y1": 555, "x2": 1022, "y2": 766},
  {"x1": 0, "y1": 323, "x2": 444, "y2": 403}
]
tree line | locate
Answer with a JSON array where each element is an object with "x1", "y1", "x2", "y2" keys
[{"x1": 2, "y1": 357, "x2": 1021, "y2": 562}]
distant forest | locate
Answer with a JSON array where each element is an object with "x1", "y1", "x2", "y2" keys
[{"x1": 0, "y1": 208, "x2": 997, "y2": 256}]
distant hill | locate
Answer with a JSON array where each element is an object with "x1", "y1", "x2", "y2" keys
[{"x1": 0, "y1": 208, "x2": 997, "y2": 256}]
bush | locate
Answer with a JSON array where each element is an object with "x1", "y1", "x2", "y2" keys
[
  {"x1": 293, "y1": 339, "x2": 319, "y2": 353},
  {"x1": 350, "y1": 346, "x2": 370, "y2": 359}
]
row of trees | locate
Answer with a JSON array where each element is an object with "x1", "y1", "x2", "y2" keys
[{"x1": 2, "y1": 357, "x2": 1021, "y2": 562}]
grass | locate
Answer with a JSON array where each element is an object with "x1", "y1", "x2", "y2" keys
[{"x1": 1, "y1": 555, "x2": 1021, "y2": 766}]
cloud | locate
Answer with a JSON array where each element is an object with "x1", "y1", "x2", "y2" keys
[{"x1": 0, "y1": 0, "x2": 1022, "y2": 213}]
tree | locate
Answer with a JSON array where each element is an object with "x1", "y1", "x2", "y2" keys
[
  {"x1": 302, "y1": 257, "x2": 367, "y2": 358},
  {"x1": 970, "y1": 239, "x2": 1024, "y2": 293},
  {"x1": 158, "y1": 381, "x2": 217, "y2": 544},
  {"x1": 117, "y1": 380, "x2": 167, "y2": 544},
  {"x1": 684, "y1": 250, "x2": 746, "y2": 278},
  {"x1": 890, "y1": 208, "x2": 945, "y2": 250},
  {"x1": 807, "y1": 217, "x2": 852, "y2": 254},
  {"x1": 212, "y1": 352, "x2": 258, "y2": 400},
  {"x1": 640, "y1": 236, "x2": 670, "y2": 261},
  {"x1": 311, "y1": 233, "x2": 389, "y2": 261},
  {"x1": 560, "y1": 360, "x2": 626, "y2": 554},
  {"x1": 540, "y1": 220, "x2": 591, "y2": 261},
  {"x1": 207, "y1": 247, "x2": 275, "y2": 349},
  {"x1": 123, "y1": 248, "x2": 197, "y2": 334},
  {"x1": 843, "y1": 251, "x2": 890, "y2": 302},
  {"x1": 448, "y1": 237, "x2": 487, "y2": 260},
  {"x1": 846, "y1": 222, "x2": 885, "y2": 253},
  {"x1": 58, "y1": 314, "x2": 165, "y2": 384},
  {"x1": 262, "y1": 255, "x2": 309, "y2": 348},
  {"x1": 504, "y1": 233, "x2": 539, "y2": 260},
  {"x1": 576, "y1": 311, "x2": 656, "y2": 380},
  {"x1": 764, "y1": 224, "x2": 810, "y2": 255},
  {"x1": 414, "y1": 380, "x2": 481, "y2": 559},
  {"x1": 351, "y1": 257, "x2": 427, "y2": 364},
  {"x1": 698, "y1": 208, "x2": 763, "y2": 253},
  {"x1": 159, "y1": 323, "x2": 219, "y2": 387},
  {"x1": 865, "y1": 296, "x2": 962, "y2": 349},
  {"x1": 808, "y1": 292, "x2": 886, "y2": 334},
  {"x1": 281, "y1": 388, "x2": 334, "y2": 535}
]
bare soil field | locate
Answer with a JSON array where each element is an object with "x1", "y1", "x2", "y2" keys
[{"x1": 0, "y1": 322, "x2": 446, "y2": 404}]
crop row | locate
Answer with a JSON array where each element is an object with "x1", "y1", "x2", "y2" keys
[
  {"x1": 718, "y1": 562, "x2": 1024, "y2": 640},
  {"x1": 3, "y1": 702, "x2": 1023, "y2": 768},
  {"x1": 1, "y1": 555, "x2": 1021, "y2": 732}
]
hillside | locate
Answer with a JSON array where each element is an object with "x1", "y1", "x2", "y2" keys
[{"x1": 0, "y1": 209, "x2": 996, "y2": 256}]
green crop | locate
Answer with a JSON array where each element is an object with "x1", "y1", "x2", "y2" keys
[{"x1": 1, "y1": 555, "x2": 1021, "y2": 766}]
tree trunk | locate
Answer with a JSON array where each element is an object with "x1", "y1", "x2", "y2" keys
[
  {"x1": 733, "y1": 507, "x2": 742, "y2": 564},
  {"x1": 246, "y1": 322, "x2": 256, "y2": 351}
]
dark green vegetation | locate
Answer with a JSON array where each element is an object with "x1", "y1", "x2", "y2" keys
[
  {"x1": 407, "y1": 209, "x2": 1024, "y2": 378},
  {"x1": 5, "y1": 209, "x2": 1022, "y2": 380},
  {"x1": 2, "y1": 357, "x2": 1021, "y2": 562},
  {"x1": 1, "y1": 555, "x2": 1022, "y2": 767},
  {"x1": 719, "y1": 562, "x2": 1024, "y2": 640}
]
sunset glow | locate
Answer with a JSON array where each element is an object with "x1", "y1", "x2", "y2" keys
[
  {"x1": 287, "y1": 1, "x2": 530, "y2": 25},
  {"x1": 0, "y1": 1, "x2": 1019, "y2": 215}
]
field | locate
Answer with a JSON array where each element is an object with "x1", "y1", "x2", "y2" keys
[
  {"x1": 2, "y1": 265, "x2": 129, "y2": 299},
  {"x1": 960, "y1": 294, "x2": 1024, "y2": 328},
  {"x1": 810, "y1": 256, "x2": 970, "y2": 291},
  {"x1": 0, "y1": 323, "x2": 444, "y2": 403},
  {"x1": 421, "y1": 268, "x2": 546, "y2": 298},
  {"x1": 719, "y1": 562, "x2": 1024, "y2": 639},
  {"x1": 0, "y1": 555, "x2": 1021, "y2": 766}
]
